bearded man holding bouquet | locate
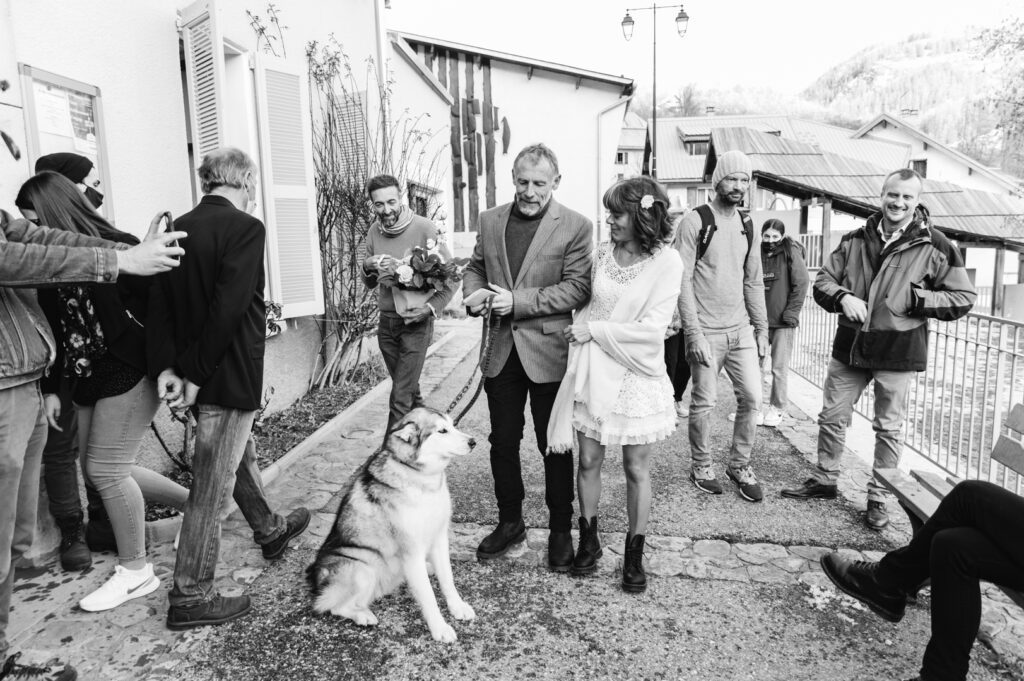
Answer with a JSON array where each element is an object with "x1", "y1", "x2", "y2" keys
[{"x1": 362, "y1": 174, "x2": 457, "y2": 431}]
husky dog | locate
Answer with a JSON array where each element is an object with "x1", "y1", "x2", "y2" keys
[{"x1": 307, "y1": 408, "x2": 477, "y2": 642}]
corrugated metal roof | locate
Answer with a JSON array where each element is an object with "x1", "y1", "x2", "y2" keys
[
  {"x1": 707, "y1": 127, "x2": 1024, "y2": 242},
  {"x1": 654, "y1": 114, "x2": 909, "y2": 182}
]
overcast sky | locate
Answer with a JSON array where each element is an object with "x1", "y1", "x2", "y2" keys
[{"x1": 386, "y1": 0, "x2": 1019, "y2": 95}]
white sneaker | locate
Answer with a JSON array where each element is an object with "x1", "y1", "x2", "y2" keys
[
  {"x1": 675, "y1": 401, "x2": 689, "y2": 418},
  {"x1": 762, "y1": 408, "x2": 783, "y2": 428},
  {"x1": 727, "y1": 411, "x2": 765, "y2": 425},
  {"x1": 79, "y1": 563, "x2": 160, "y2": 612}
]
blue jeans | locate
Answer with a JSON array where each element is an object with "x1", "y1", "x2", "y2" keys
[
  {"x1": 687, "y1": 326, "x2": 762, "y2": 470},
  {"x1": 377, "y1": 312, "x2": 433, "y2": 431},
  {"x1": 0, "y1": 382, "x2": 47, "y2": 656},
  {"x1": 767, "y1": 327, "x2": 795, "y2": 410},
  {"x1": 169, "y1": 405, "x2": 285, "y2": 607},
  {"x1": 77, "y1": 378, "x2": 162, "y2": 566},
  {"x1": 813, "y1": 358, "x2": 910, "y2": 502}
]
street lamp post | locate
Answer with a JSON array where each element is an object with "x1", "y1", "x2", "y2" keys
[{"x1": 621, "y1": 4, "x2": 689, "y2": 179}]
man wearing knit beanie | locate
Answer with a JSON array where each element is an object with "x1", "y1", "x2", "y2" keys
[{"x1": 675, "y1": 149, "x2": 769, "y2": 502}]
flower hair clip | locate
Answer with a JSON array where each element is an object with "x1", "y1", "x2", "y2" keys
[{"x1": 640, "y1": 194, "x2": 655, "y2": 210}]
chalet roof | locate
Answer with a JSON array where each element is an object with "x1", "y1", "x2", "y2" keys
[
  {"x1": 854, "y1": 113, "x2": 1024, "y2": 196},
  {"x1": 654, "y1": 114, "x2": 910, "y2": 180},
  {"x1": 706, "y1": 127, "x2": 1024, "y2": 246},
  {"x1": 394, "y1": 32, "x2": 634, "y2": 95}
]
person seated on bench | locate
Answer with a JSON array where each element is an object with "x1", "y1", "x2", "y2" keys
[{"x1": 821, "y1": 480, "x2": 1024, "y2": 681}]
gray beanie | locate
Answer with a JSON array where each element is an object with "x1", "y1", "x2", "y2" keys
[{"x1": 711, "y1": 150, "x2": 752, "y2": 188}]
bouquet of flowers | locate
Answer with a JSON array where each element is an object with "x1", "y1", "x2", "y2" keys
[{"x1": 376, "y1": 239, "x2": 469, "y2": 322}]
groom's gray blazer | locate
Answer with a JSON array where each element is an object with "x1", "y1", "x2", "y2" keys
[{"x1": 463, "y1": 199, "x2": 593, "y2": 383}]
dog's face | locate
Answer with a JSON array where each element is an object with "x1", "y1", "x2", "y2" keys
[{"x1": 388, "y1": 408, "x2": 475, "y2": 474}]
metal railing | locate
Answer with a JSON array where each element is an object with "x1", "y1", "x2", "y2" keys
[{"x1": 791, "y1": 276, "x2": 1024, "y2": 495}]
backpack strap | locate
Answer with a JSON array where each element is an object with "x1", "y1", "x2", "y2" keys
[
  {"x1": 739, "y1": 210, "x2": 754, "y2": 263},
  {"x1": 694, "y1": 204, "x2": 754, "y2": 263},
  {"x1": 694, "y1": 204, "x2": 716, "y2": 262}
]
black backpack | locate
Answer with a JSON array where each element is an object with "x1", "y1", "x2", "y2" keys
[{"x1": 694, "y1": 204, "x2": 754, "y2": 263}]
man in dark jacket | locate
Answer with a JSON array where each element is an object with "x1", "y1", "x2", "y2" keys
[
  {"x1": 781, "y1": 169, "x2": 976, "y2": 530},
  {"x1": 0, "y1": 207, "x2": 185, "y2": 680},
  {"x1": 759, "y1": 219, "x2": 808, "y2": 427},
  {"x1": 148, "y1": 147, "x2": 309, "y2": 630}
]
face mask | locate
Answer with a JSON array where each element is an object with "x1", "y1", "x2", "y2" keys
[
  {"x1": 762, "y1": 242, "x2": 777, "y2": 255},
  {"x1": 84, "y1": 186, "x2": 104, "y2": 209}
]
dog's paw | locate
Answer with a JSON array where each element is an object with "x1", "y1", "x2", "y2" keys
[
  {"x1": 448, "y1": 599, "x2": 475, "y2": 621},
  {"x1": 342, "y1": 609, "x2": 378, "y2": 627},
  {"x1": 430, "y1": 622, "x2": 458, "y2": 643}
]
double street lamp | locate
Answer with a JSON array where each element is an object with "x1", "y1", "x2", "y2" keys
[{"x1": 621, "y1": 4, "x2": 689, "y2": 179}]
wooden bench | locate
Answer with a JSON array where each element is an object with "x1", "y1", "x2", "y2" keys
[{"x1": 875, "y1": 403, "x2": 1024, "y2": 611}]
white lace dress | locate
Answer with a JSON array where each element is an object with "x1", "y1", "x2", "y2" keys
[{"x1": 572, "y1": 244, "x2": 677, "y2": 446}]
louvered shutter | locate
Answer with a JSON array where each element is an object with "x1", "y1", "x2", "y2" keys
[
  {"x1": 254, "y1": 53, "x2": 324, "y2": 319},
  {"x1": 179, "y1": 0, "x2": 225, "y2": 199}
]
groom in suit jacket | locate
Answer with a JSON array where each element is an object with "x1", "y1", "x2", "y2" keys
[{"x1": 463, "y1": 143, "x2": 593, "y2": 572}]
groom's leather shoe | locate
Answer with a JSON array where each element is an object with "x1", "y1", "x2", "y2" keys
[
  {"x1": 547, "y1": 531, "x2": 574, "y2": 573},
  {"x1": 476, "y1": 520, "x2": 527, "y2": 560}
]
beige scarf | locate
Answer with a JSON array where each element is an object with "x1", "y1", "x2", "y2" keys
[
  {"x1": 547, "y1": 245, "x2": 683, "y2": 454},
  {"x1": 377, "y1": 205, "x2": 415, "y2": 238}
]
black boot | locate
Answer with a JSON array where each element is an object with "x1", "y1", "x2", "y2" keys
[
  {"x1": 570, "y1": 517, "x2": 602, "y2": 576},
  {"x1": 55, "y1": 514, "x2": 91, "y2": 572},
  {"x1": 85, "y1": 508, "x2": 117, "y2": 553},
  {"x1": 476, "y1": 520, "x2": 527, "y2": 560},
  {"x1": 621, "y1": 533, "x2": 647, "y2": 593}
]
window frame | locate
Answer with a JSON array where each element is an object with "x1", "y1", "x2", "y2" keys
[{"x1": 18, "y1": 64, "x2": 114, "y2": 220}]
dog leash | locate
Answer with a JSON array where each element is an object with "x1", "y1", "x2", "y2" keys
[{"x1": 446, "y1": 297, "x2": 499, "y2": 427}]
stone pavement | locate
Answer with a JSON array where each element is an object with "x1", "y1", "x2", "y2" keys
[{"x1": 9, "y1": 318, "x2": 1024, "y2": 678}]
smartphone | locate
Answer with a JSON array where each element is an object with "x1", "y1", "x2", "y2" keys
[{"x1": 160, "y1": 211, "x2": 178, "y2": 259}]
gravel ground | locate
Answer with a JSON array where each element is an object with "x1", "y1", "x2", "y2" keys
[
  {"x1": 434, "y1": 354, "x2": 894, "y2": 552},
  {"x1": 175, "y1": 549, "x2": 1010, "y2": 681}
]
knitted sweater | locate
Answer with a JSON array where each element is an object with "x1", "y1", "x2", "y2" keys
[
  {"x1": 361, "y1": 213, "x2": 455, "y2": 314},
  {"x1": 676, "y1": 204, "x2": 767, "y2": 341}
]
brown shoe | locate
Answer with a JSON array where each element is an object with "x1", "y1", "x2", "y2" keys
[
  {"x1": 780, "y1": 478, "x2": 837, "y2": 499},
  {"x1": 866, "y1": 500, "x2": 890, "y2": 531},
  {"x1": 166, "y1": 594, "x2": 252, "y2": 630},
  {"x1": 262, "y1": 508, "x2": 311, "y2": 560}
]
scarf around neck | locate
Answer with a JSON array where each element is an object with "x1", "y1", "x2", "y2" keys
[{"x1": 377, "y1": 205, "x2": 415, "y2": 238}]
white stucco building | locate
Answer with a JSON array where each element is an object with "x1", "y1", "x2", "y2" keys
[{"x1": 0, "y1": 0, "x2": 453, "y2": 417}]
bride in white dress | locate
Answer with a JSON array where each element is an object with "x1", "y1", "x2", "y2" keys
[{"x1": 546, "y1": 176, "x2": 682, "y2": 593}]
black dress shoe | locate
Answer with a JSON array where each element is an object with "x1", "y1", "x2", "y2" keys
[
  {"x1": 262, "y1": 508, "x2": 311, "y2": 559},
  {"x1": 167, "y1": 594, "x2": 252, "y2": 630},
  {"x1": 547, "y1": 531, "x2": 573, "y2": 572},
  {"x1": 476, "y1": 520, "x2": 527, "y2": 560},
  {"x1": 820, "y1": 552, "x2": 907, "y2": 622},
  {"x1": 780, "y1": 478, "x2": 838, "y2": 499}
]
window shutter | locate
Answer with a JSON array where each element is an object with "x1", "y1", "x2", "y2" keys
[
  {"x1": 179, "y1": 0, "x2": 226, "y2": 199},
  {"x1": 253, "y1": 53, "x2": 324, "y2": 319}
]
